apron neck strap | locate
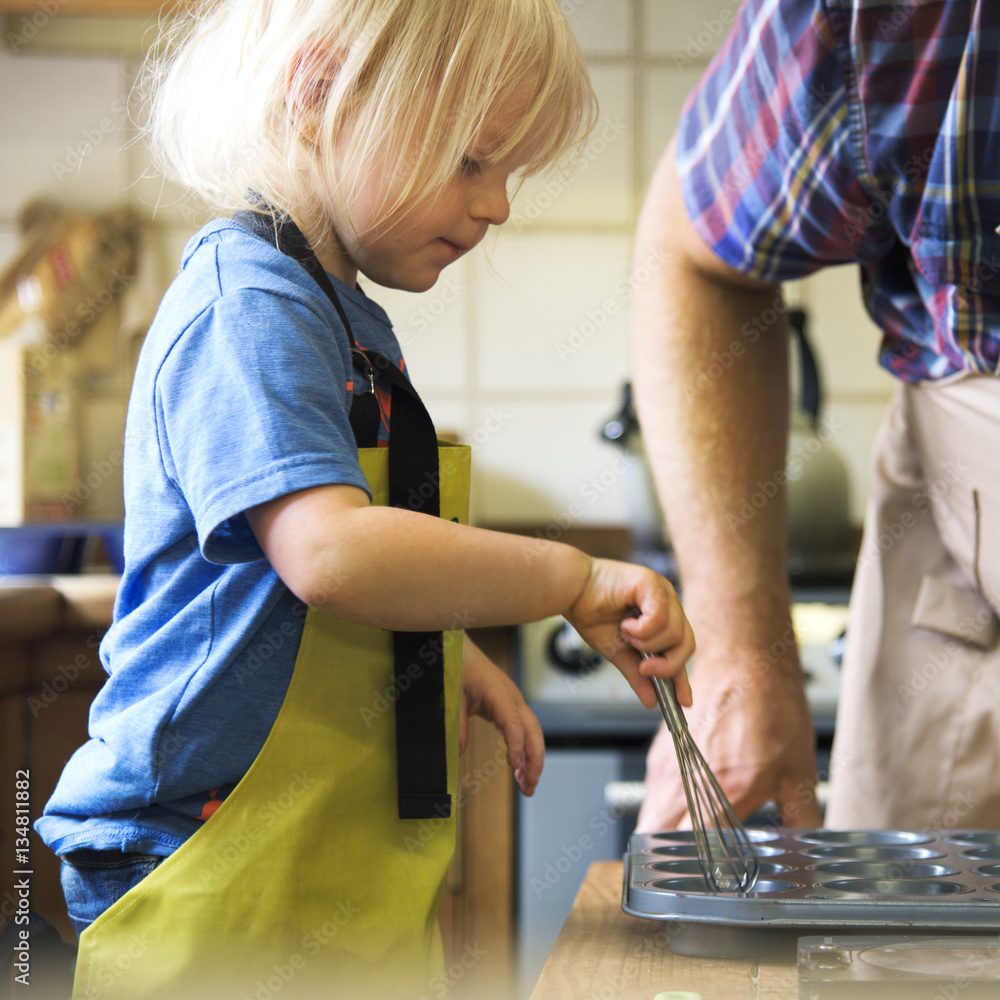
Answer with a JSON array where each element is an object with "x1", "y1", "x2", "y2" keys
[{"x1": 231, "y1": 206, "x2": 453, "y2": 821}]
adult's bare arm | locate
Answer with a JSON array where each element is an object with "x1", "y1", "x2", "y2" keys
[{"x1": 630, "y1": 137, "x2": 821, "y2": 830}]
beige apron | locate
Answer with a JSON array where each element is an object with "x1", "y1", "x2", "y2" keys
[
  {"x1": 827, "y1": 376, "x2": 1000, "y2": 829},
  {"x1": 72, "y1": 442, "x2": 471, "y2": 1000}
]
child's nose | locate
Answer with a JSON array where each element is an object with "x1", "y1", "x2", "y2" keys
[{"x1": 469, "y1": 173, "x2": 511, "y2": 226}]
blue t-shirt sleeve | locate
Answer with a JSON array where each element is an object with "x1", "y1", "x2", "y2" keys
[{"x1": 154, "y1": 287, "x2": 371, "y2": 565}]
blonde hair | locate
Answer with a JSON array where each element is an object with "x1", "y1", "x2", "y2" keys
[{"x1": 140, "y1": 0, "x2": 597, "y2": 235}]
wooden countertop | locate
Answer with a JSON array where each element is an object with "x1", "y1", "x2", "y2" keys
[
  {"x1": 529, "y1": 862, "x2": 798, "y2": 1000},
  {"x1": 0, "y1": 574, "x2": 119, "y2": 638}
]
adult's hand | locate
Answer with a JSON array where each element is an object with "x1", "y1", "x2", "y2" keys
[{"x1": 636, "y1": 646, "x2": 821, "y2": 831}]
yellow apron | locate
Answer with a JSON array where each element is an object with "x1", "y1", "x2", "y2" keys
[{"x1": 71, "y1": 441, "x2": 471, "y2": 1000}]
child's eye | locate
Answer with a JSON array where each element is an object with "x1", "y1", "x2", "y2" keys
[{"x1": 459, "y1": 155, "x2": 481, "y2": 176}]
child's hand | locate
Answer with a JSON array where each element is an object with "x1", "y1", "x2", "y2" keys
[
  {"x1": 460, "y1": 636, "x2": 545, "y2": 796},
  {"x1": 565, "y1": 558, "x2": 696, "y2": 710}
]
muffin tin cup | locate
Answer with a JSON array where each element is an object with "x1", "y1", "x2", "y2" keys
[
  {"x1": 948, "y1": 832, "x2": 1000, "y2": 847},
  {"x1": 801, "y1": 844, "x2": 946, "y2": 861},
  {"x1": 794, "y1": 829, "x2": 934, "y2": 846},
  {"x1": 651, "y1": 842, "x2": 788, "y2": 859},
  {"x1": 811, "y1": 861, "x2": 960, "y2": 879},
  {"x1": 647, "y1": 859, "x2": 793, "y2": 877}
]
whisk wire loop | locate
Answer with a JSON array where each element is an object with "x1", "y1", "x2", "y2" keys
[{"x1": 651, "y1": 676, "x2": 760, "y2": 894}]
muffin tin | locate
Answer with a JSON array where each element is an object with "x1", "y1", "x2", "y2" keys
[
  {"x1": 797, "y1": 935, "x2": 1000, "y2": 998},
  {"x1": 623, "y1": 829, "x2": 1000, "y2": 958}
]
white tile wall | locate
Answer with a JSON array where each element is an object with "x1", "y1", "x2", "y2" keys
[
  {"x1": 469, "y1": 399, "x2": 633, "y2": 526},
  {"x1": 369, "y1": 257, "x2": 472, "y2": 395},
  {"x1": 563, "y1": 0, "x2": 631, "y2": 56},
  {"x1": 643, "y1": 0, "x2": 742, "y2": 60},
  {"x1": 0, "y1": 50, "x2": 126, "y2": 213},
  {"x1": 477, "y1": 233, "x2": 633, "y2": 392},
  {"x1": 801, "y1": 264, "x2": 898, "y2": 396},
  {"x1": 510, "y1": 66, "x2": 633, "y2": 229},
  {"x1": 1, "y1": 0, "x2": 894, "y2": 534}
]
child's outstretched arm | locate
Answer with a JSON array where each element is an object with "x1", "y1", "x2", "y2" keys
[
  {"x1": 247, "y1": 483, "x2": 695, "y2": 709},
  {"x1": 460, "y1": 635, "x2": 544, "y2": 796}
]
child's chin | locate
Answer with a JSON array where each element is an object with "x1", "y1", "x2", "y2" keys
[{"x1": 396, "y1": 271, "x2": 443, "y2": 294}]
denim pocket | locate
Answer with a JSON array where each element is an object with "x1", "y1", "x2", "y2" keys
[{"x1": 60, "y1": 849, "x2": 164, "y2": 938}]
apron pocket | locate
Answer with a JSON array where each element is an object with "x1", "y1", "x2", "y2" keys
[{"x1": 910, "y1": 573, "x2": 1000, "y2": 650}]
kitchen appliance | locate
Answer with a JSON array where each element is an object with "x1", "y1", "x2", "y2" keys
[
  {"x1": 647, "y1": 667, "x2": 759, "y2": 893},
  {"x1": 624, "y1": 828, "x2": 1000, "y2": 960}
]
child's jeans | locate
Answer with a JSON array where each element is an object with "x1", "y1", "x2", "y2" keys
[{"x1": 59, "y1": 849, "x2": 164, "y2": 938}]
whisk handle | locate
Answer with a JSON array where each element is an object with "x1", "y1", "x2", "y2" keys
[{"x1": 652, "y1": 675, "x2": 688, "y2": 735}]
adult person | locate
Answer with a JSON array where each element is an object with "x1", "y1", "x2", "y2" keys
[{"x1": 632, "y1": 0, "x2": 1000, "y2": 833}]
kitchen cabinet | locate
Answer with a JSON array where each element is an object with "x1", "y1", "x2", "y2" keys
[
  {"x1": 0, "y1": 576, "x2": 118, "y2": 945},
  {"x1": 0, "y1": 580, "x2": 517, "y2": 997},
  {"x1": 440, "y1": 626, "x2": 518, "y2": 1000}
]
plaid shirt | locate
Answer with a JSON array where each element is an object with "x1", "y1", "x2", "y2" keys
[{"x1": 677, "y1": 0, "x2": 1000, "y2": 381}]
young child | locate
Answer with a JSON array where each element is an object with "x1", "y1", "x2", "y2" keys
[{"x1": 38, "y1": 1, "x2": 695, "y2": 997}]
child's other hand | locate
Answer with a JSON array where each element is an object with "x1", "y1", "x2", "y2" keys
[
  {"x1": 460, "y1": 636, "x2": 544, "y2": 796},
  {"x1": 565, "y1": 558, "x2": 696, "y2": 710}
]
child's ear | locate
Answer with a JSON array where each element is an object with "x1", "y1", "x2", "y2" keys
[{"x1": 286, "y1": 42, "x2": 342, "y2": 143}]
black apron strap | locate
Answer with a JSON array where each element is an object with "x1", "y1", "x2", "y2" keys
[{"x1": 232, "y1": 207, "x2": 451, "y2": 820}]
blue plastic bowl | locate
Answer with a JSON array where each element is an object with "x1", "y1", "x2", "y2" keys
[
  {"x1": 101, "y1": 524, "x2": 125, "y2": 573},
  {"x1": 0, "y1": 526, "x2": 87, "y2": 575}
]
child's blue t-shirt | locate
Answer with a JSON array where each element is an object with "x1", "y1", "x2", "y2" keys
[{"x1": 37, "y1": 219, "x2": 406, "y2": 857}]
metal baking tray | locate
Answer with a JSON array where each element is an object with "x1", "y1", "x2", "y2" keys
[
  {"x1": 623, "y1": 829, "x2": 1000, "y2": 959},
  {"x1": 797, "y1": 935, "x2": 1000, "y2": 999}
]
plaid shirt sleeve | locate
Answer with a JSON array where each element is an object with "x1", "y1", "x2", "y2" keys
[
  {"x1": 676, "y1": 0, "x2": 894, "y2": 283},
  {"x1": 676, "y1": 0, "x2": 1000, "y2": 381}
]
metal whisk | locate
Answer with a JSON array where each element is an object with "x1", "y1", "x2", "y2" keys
[{"x1": 650, "y1": 671, "x2": 760, "y2": 894}]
